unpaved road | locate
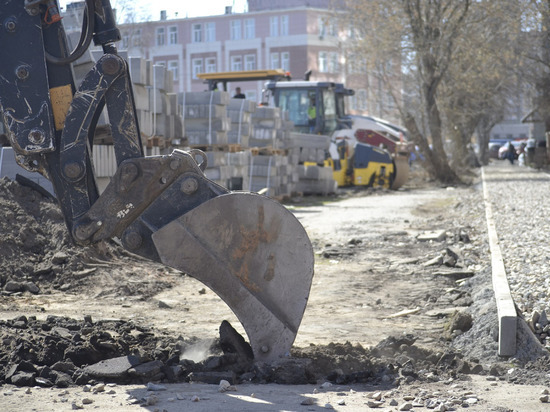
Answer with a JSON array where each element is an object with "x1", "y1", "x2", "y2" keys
[{"x1": 1, "y1": 174, "x2": 549, "y2": 411}]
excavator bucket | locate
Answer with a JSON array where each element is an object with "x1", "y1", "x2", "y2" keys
[{"x1": 152, "y1": 192, "x2": 314, "y2": 362}]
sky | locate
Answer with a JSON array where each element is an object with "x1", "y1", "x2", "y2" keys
[{"x1": 59, "y1": 0, "x2": 249, "y2": 21}]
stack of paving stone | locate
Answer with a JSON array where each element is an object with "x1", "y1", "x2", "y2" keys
[
  {"x1": 200, "y1": 150, "x2": 252, "y2": 190},
  {"x1": 283, "y1": 132, "x2": 336, "y2": 195},
  {"x1": 227, "y1": 99, "x2": 256, "y2": 147},
  {"x1": 249, "y1": 107, "x2": 282, "y2": 148},
  {"x1": 180, "y1": 91, "x2": 231, "y2": 146},
  {"x1": 247, "y1": 152, "x2": 292, "y2": 198}
]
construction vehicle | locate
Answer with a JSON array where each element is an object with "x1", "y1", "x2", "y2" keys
[
  {"x1": 0, "y1": 0, "x2": 314, "y2": 363},
  {"x1": 199, "y1": 70, "x2": 410, "y2": 190}
]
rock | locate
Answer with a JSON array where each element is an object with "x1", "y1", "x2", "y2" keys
[
  {"x1": 129, "y1": 360, "x2": 164, "y2": 379},
  {"x1": 24, "y1": 282, "x2": 40, "y2": 294},
  {"x1": 540, "y1": 395, "x2": 549, "y2": 403},
  {"x1": 301, "y1": 397, "x2": 315, "y2": 405},
  {"x1": 146, "y1": 382, "x2": 167, "y2": 391},
  {"x1": 219, "y1": 320, "x2": 254, "y2": 363},
  {"x1": 367, "y1": 400, "x2": 384, "y2": 407},
  {"x1": 218, "y1": 379, "x2": 236, "y2": 392},
  {"x1": 10, "y1": 372, "x2": 35, "y2": 386},
  {"x1": 424, "y1": 255, "x2": 443, "y2": 267},
  {"x1": 158, "y1": 300, "x2": 172, "y2": 309},
  {"x1": 84, "y1": 355, "x2": 141, "y2": 381},
  {"x1": 52, "y1": 251, "x2": 69, "y2": 264},
  {"x1": 417, "y1": 230, "x2": 446, "y2": 242},
  {"x1": 4, "y1": 280, "x2": 24, "y2": 292},
  {"x1": 188, "y1": 371, "x2": 234, "y2": 384},
  {"x1": 399, "y1": 402, "x2": 413, "y2": 411},
  {"x1": 444, "y1": 310, "x2": 473, "y2": 340},
  {"x1": 539, "y1": 310, "x2": 548, "y2": 328}
]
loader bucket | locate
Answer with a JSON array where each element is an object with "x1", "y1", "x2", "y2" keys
[{"x1": 152, "y1": 192, "x2": 314, "y2": 362}]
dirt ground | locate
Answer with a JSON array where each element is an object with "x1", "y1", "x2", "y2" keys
[{"x1": 0, "y1": 170, "x2": 549, "y2": 411}]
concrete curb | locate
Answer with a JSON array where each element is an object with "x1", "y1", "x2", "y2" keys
[{"x1": 481, "y1": 167, "x2": 517, "y2": 356}]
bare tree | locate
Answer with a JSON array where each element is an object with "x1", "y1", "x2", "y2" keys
[
  {"x1": 440, "y1": 1, "x2": 523, "y2": 167},
  {"x1": 337, "y1": 0, "x2": 474, "y2": 183}
]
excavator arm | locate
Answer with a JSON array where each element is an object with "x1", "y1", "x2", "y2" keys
[{"x1": 0, "y1": 0, "x2": 314, "y2": 362}]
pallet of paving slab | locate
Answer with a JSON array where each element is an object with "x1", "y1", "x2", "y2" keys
[
  {"x1": 190, "y1": 143, "x2": 243, "y2": 153},
  {"x1": 249, "y1": 146, "x2": 288, "y2": 156}
]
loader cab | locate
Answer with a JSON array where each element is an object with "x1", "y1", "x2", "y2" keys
[{"x1": 266, "y1": 81, "x2": 347, "y2": 135}]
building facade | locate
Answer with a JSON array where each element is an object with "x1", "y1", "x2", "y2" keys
[{"x1": 63, "y1": 1, "x2": 403, "y2": 123}]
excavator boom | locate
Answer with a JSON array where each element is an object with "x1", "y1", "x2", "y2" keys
[{"x1": 0, "y1": 0, "x2": 314, "y2": 362}]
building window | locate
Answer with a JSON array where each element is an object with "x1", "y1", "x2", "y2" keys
[
  {"x1": 206, "y1": 57, "x2": 217, "y2": 73},
  {"x1": 121, "y1": 31, "x2": 129, "y2": 49},
  {"x1": 192, "y1": 23, "x2": 202, "y2": 43},
  {"x1": 205, "y1": 22, "x2": 216, "y2": 42},
  {"x1": 318, "y1": 51, "x2": 328, "y2": 73},
  {"x1": 231, "y1": 55, "x2": 243, "y2": 71},
  {"x1": 168, "y1": 26, "x2": 177, "y2": 44},
  {"x1": 270, "y1": 52, "x2": 279, "y2": 69},
  {"x1": 245, "y1": 54, "x2": 256, "y2": 70},
  {"x1": 168, "y1": 60, "x2": 179, "y2": 81},
  {"x1": 357, "y1": 89, "x2": 367, "y2": 111},
  {"x1": 270, "y1": 16, "x2": 279, "y2": 37},
  {"x1": 230, "y1": 20, "x2": 241, "y2": 40},
  {"x1": 318, "y1": 17, "x2": 326, "y2": 37},
  {"x1": 281, "y1": 52, "x2": 289, "y2": 71},
  {"x1": 156, "y1": 27, "x2": 165, "y2": 46},
  {"x1": 192, "y1": 58, "x2": 203, "y2": 79},
  {"x1": 328, "y1": 52, "x2": 339, "y2": 73},
  {"x1": 244, "y1": 18, "x2": 255, "y2": 39},
  {"x1": 280, "y1": 15, "x2": 289, "y2": 36},
  {"x1": 133, "y1": 29, "x2": 141, "y2": 46}
]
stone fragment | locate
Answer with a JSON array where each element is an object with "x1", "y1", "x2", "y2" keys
[
  {"x1": 146, "y1": 382, "x2": 166, "y2": 391},
  {"x1": 4, "y1": 280, "x2": 24, "y2": 292},
  {"x1": 417, "y1": 230, "x2": 446, "y2": 242},
  {"x1": 540, "y1": 395, "x2": 549, "y2": 403},
  {"x1": 367, "y1": 400, "x2": 383, "y2": 408},
  {"x1": 301, "y1": 397, "x2": 315, "y2": 405},
  {"x1": 52, "y1": 251, "x2": 69, "y2": 264},
  {"x1": 10, "y1": 372, "x2": 35, "y2": 386},
  {"x1": 84, "y1": 355, "x2": 141, "y2": 380},
  {"x1": 399, "y1": 402, "x2": 413, "y2": 411},
  {"x1": 218, "y1": 379, "x2": 236, "y2": 392},
  {"x1": 24, "y1": 282, "x2": 40, "y2": 294},
  {"x1": 129, "y1": 360, "x2": 164, "y2": 379}
]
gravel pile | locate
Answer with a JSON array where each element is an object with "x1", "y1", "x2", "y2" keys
[
  {"x1": 450, "y1": 162, "x2": 550, "y2": 386},
  {"x1": 483, "y1": 163, "x2": 550, "y2": 349}
]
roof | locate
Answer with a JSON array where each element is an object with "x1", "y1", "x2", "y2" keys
[{"x1": 197, "y1": 69, "x2": 290, "y2": 83}]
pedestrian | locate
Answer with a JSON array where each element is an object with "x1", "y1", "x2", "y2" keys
[
  {"x1": 233, "y1": 87, "x2": 245, "y2": 99},
  {"x1": 507, "y1": 142, "x2": 515, "y2": 165}
]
